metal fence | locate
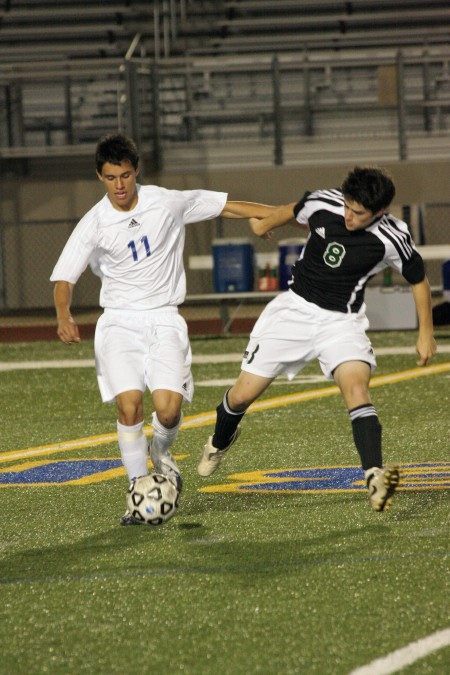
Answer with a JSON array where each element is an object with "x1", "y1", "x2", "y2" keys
[{"x1": 1, "y1": 47, "x2": 450, "y2": 170}]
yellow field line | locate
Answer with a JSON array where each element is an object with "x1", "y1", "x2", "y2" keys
[
  {"x1": 1, "y1": 361, "x2": 449, "y2": 463},
  {"x1": 244, "y1": 361, "x2": 450, "y2": 413}
]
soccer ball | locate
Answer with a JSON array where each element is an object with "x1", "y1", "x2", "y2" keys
[{"x1": 126, "y1": 473, "x2": 179, "y2": 525}]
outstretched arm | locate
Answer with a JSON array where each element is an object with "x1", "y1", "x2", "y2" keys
[
  {"x1": 54, "y1": 280, "x2": 81, "y2": 345},
  {"x1": 411, "y1": 277, "x2": 436, "y2": 366},
  {"x1": 220, "y1": 201, "x2": 275, "y2": 219},
  {"x1": 249, "y1": 202, "x2": 300, "y2": 238}
]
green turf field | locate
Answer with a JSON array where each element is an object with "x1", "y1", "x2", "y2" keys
[{"x1": 0, "y1": 329, "x2": 449, "y2": 674}]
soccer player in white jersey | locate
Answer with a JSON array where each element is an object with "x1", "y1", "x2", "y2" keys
[
  {"x1": 51, "y1": 133, "x2": 275, "y2": 525},
  {"x1": 198, "y1": 166, "x2": 437, "y2": 512}
]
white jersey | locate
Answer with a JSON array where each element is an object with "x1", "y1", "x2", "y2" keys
[{"x1": 50, "y1": 184, "x2": 227, "y2": 310}]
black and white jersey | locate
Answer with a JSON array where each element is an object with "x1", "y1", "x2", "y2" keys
[{"x1": 291, "y1": 188, "x2": 425, "y2": 314}]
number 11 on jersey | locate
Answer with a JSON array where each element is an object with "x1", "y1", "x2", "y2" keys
[{"x1": 128, "y1": 235, "x2": 151, "y2": 262}]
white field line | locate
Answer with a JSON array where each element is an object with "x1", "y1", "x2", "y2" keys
[
  {"x1": 196, "y1": 375, "x2": 328, "y2": 387},
  {"x1": 0, "y1": 358, "x2": 96, "y2": 371},
  {"x1": 348, "y1": 626, "x2": 450, "y2": 675},
  {"x1": 1, "y1": 345, "x2": 450, "y2": 372},
  {"x1": 1, "y1": 362, "x2": 450, "y2": 463}
]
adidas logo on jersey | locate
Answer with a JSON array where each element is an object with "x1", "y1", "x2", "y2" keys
[
  {"x1": 128, "y1": 218, "x2": 141, "y2": 229},
  {"x1": 317, "y1": 227, "x2": 326, "y2": 239}
]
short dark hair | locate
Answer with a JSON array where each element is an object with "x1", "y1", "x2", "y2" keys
[
  {"x1": 341, "y1": 166, "x2": 395, "y2": 213},
  {"x1": 95, "y1": 133, "x2": 139, "y2": 173}
]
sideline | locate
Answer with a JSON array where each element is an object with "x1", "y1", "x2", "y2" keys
[
  {"x1": 1, "y1": 345, "x2": 450, "y2": 371},
  {"x1": 1, "y1": 362, "x2": 449, "y2": 463},
  {"x1": 348, "y1": 627, "x2": 450, "y2": 674}
]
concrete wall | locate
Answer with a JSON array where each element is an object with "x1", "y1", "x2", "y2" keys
[{"x1": 152, "y1": 159, "x2": 450, "y2": 204}]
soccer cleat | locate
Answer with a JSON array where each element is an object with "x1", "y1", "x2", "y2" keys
[
  {"x1": 366, "y1": 465, "x2": 400, "y2": 512},
  {"x1": 197, "y1": 426, "x2": 241, "y2": 477},
  {"x1": 149, "y1": 440, "x2": 183, "y2": 493},
  {"x1": 120, "y1": 509, "x2": 142, "y2": 526},
  {"x1": 120, "y1": 477, "x2": 144, "y2": 525}
]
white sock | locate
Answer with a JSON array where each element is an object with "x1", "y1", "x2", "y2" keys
[
  {"x1": 117, "y1": 420, "x2": 148, "y2": 480},
  {"x1": 151, "y1": 411, "x2": 183, "y2": 454}
]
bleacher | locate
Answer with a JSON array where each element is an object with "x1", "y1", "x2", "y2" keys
[
  {"x1": 1, "y1": 1, "x2": 448, "y2": 66},
  {"x1": 0, "y1": 0, "x2": 449, "y2": 169},
  {"x1": 185, "y1": 0, "x2": 450, "y2": 55},
  {"x1": 0, "y1": 0, "x2": 160, "y2": 61}
]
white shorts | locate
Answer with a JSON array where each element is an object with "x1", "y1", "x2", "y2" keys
[
  {"x1": 94, "y1": 307, "x2": 194, "y2": 403},
  {"x1": 242, "y1": 290, "x2": 376, "y2": 381}
]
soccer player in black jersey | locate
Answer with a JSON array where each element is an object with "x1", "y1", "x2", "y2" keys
[{"x1": 198, "y1": 166, "x2": 437, "y2": 511}]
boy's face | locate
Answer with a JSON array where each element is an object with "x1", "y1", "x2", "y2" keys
[
  {"x1": 343, "y1": 199, "x2": 384, "y2": 231},
  {"x1": 97, "y1": 160, "x2": 139, "y2": 211}
]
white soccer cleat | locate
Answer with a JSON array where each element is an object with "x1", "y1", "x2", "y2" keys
[
  {"x1": 149, "y1": 440, "x2": 183, "y2": 492},
  {"x1": 120, "y1": 509, "x2": 141, "y2": 526},
  {"x1": 366, "y1": 465, "x2": 400, "y2": 512},
  {"x1": 197, "y1": 426, "x2": 241, "y2": 477},
  {"x1": 120, "y1": 477, "x2": 145, "y2": 525}
]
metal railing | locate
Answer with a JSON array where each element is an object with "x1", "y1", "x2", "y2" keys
[{"x1": 0, "y1": 46, "x2": 449, "y2": 171}]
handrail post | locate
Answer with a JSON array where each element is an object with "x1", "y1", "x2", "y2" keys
[
  {"x1": 396, "y1": 49, "x2": 408, "y2": 160},
  {"x1": 124, "y1": 60, "x2": 142, "y2": 158},
  {"x1": 162, "y1": 0, "x2": 171, "y2": 57},
  {"x1": 151, "y1": 61, "x2": 163, "y2": 172},
  {"x1": 422, "y1": 48, "x2": 432, "y2": 132},
  {"x1": 303, "y1": 58, "x2": 313, "y2": 136},
  {"x1": 272, "y1": 55, "x2": 283, "y2": 165},
  {"x1": 64, "y1": 76, "x2": 73, "y2": 145},
  {"x1": 154, "y1": 0, "x2": 161, "y2": 60}
]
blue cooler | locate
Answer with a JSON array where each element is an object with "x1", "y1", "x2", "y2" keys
[
  {"x1": 278, "y1": 238, "x2": 306, "y2": 290},
  {"x1": 212, "y1": 238, "x2": 254, "y2": 292}
]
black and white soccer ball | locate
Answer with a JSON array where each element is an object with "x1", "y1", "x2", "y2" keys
[{"x1": 126, "y1": 473, "x2": 180, "y2": 525}]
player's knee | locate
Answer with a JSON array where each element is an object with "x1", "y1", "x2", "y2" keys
[
  {"x1": 154, "y1": 406, "x2": 181, "y2": 429},
  {"x1": 227, "y1": 387, "x2": 252, "y2": 412},
  {"x1": 118, "y1": 407, "x2": 143, "y2": 426},
  {"x1": 152, "y1": 390, "x2": 183, "y2": 429},
  {"x1": 158, "y1": 413, "x2": 180, "y2": 429},
  {"x1": 341, "y1": 381, "x2": 370, "y2": 409},
  {"x1": 349, "y1": 381, "x2": 370, "y2": 401},
  {"x1": 116, "y1": 396, "x2": 143, "y2": 426}
]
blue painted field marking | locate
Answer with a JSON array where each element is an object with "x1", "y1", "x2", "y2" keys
[
  {"x1": 0, "y1": 455, "x2": 189, "y2": 487},
  {"x1": 0, "y1": 458, "x2": 125, "y2": 486},
  {"x1": 1, "y1": 459, "x2": 446, "y2": 490},
  {"x1": 199, "y1": 463, "x2": 450, "y2": 494}
]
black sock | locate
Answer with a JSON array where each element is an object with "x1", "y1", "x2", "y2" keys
[
  {"x1": 212, "y1": 392, "x2": 246, "y2": 450},
  {"x1": 350, "y1": 404, "x2": 382, "y2": 471}
]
